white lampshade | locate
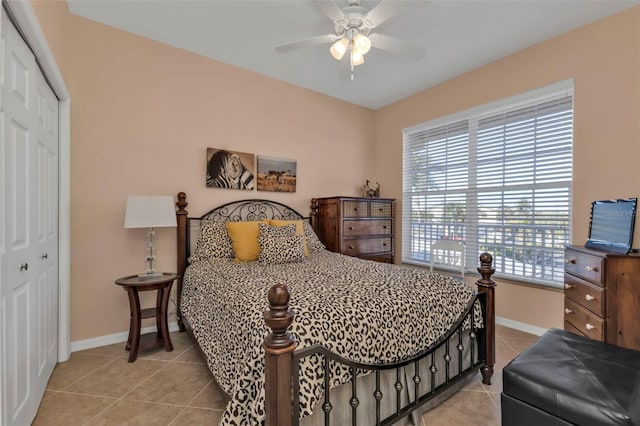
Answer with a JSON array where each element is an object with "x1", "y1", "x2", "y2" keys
[
  {"x1": 330, "y1": 38, "x2": 349, "y2": 60},
  {"x1": 351, "y1": 49, "x2": 365, "y2": 66},
  {"x1": 124, "y1": 195, "x2": 177, "y2": 228},
  {"x1": 352, "y1": 33, "x2": 371, "y2": 55}
]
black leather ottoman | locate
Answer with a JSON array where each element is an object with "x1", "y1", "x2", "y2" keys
[{"x1": 502, "y1": 328, "x2": 640, "y2": 426}]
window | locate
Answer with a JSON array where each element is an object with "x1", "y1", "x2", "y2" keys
[{"x1": 402, "y1": 82, "x2": 573, "y2": 287}]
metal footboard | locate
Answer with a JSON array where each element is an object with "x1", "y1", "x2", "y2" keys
[{"x1": 263, "y1": 253, "x2": 496, "y2": 426}]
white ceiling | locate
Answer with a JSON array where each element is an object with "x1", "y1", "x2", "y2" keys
[{"x1": 66, "y1": 0, "x2": 638, "y2": 110}]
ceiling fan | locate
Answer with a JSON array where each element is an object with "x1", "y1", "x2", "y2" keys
[{"x1": 275, "y1": 0, "x2": 427, "y2": 77}]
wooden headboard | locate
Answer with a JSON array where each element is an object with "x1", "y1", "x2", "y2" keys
[{"x1": 174, "y1": 192, "x2": 307, "y2": 330}]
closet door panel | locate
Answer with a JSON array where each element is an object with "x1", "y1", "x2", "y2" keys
[
  {"x1": 34, "y1": 68, "x2": 57, "y2": 389},
  {"x1": 1, "y1": 11, "x2": 58, "y2": 426}
]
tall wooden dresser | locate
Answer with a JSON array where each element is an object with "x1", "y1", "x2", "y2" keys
[
  {"x1": 564, "y1": 244, "x2": 640, "y2": 351},
  {"x1": 311, "y1": 197, "x2": 395, "y2": 263}
]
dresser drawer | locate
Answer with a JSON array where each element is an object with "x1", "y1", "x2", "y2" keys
[
  {"x1": 369, "y1": 201, "x2": 393, "y2": 217},
  {"x1": 359, "y1": 253, "x2": 393, "y2": 263},
  {"x1": 343, "y1": 220, "x2": 392, "y2": 237},
  {"x1": 564, "y1": 250, "x2": 604, "y2": 285},
  {"x1": 564, "y1": 273, "x2": 605, "y2": 316},
  {"x1": 342, "y1": 200, "x2": 369, "y2": 217},
  {"x1": 564, "y1": 320, "x2": 586, "y2": 338},
  {"x1": 314, "y1": 197, "x2": 396, "y2": 265},
  {"x1": 342, "y1": 237, "x2": 392, "y2": 256},
  {"x1": 564, "y1": 297, "x2": 604, "y2": 341}
]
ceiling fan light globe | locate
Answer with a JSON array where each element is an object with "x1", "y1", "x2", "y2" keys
[
  {"x1": 330, "y1": 38, "x2": 349, "y2": 60},
  {"x1": 353, "y1": 33, "x2": 372, "y2": 55},
  {"x1": 351, "y1": 49, "x2": 365, "y2": 66}
]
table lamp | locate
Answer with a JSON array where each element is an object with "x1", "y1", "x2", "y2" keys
[{"x1": 124, "y1": 195, "x2": 177, "y2": 280}]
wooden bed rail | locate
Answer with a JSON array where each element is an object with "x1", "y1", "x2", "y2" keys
[{"x1": 263, "y1": 253, "x2": 496, "y2": 426}]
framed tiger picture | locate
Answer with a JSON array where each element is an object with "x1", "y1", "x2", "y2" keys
[{"x1": 206, "y1": 147, "x2": 255, "y2": 190}]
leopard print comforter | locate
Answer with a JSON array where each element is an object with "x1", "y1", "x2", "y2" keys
[{"x1": 181, "y1": 250, "x2": 477, "y2": 426}]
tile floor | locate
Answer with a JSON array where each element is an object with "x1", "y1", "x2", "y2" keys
[{"x1": 34, "y1": 324, "x2": 538, "y2": 425}]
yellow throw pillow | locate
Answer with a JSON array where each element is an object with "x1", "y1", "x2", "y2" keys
[
  {"x1": 226, "y1": 220, "x2": 268, "y2": 262},
  {"x1": 269, "y1": 219, "x2": 310, "y2": 256}
]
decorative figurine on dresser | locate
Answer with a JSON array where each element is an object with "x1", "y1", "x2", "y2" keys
[
  {"x1": 564, "y1": 198, "x2": 640, "y2": 351},
  {"x1": 311, "y1": 196, "x2": 395, "y2": 263}
]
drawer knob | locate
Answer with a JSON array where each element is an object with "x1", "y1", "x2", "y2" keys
[
  {"x1": 585, "y1": 294, "x2": 596, "y2": 302},
  {"x1": 353, "y1": 208, "x2": 358, "y2": 212},
  {"x1": 565, "y1": 259, "x2": 576, "y2": 265},
  {"x1": 564, "y1": 283, "x2": 573, "y2": 290},
  {"x1": 348, "y1": 226, "x2": 355, "y2": 230},
  {"x1": 585, "y1": 266, "x2": 599, "y2": 272},
  {"x1": 585, "y1": 323, "x2": 596, "y2": 331},
  {"x1": 383, "y1": 226, "x2": 387, "y2": 229},
  {"x1": 564, "y1": 308, "x2": 573, "y2": 315},
  {"x1": 348, "y1": 246, "x2": 354, "y2": 250},
  {"x1": 382, "y1": 243, "x2": 387, "y2": 247}
]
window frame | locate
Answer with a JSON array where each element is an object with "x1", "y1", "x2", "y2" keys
[{"x1": 402, "y1": 80, "x2": 574, "y2": 289}]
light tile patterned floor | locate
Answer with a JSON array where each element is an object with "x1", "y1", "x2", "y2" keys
[{"x1": 34, "y1": 324, "x2": 538, "y2": 425}]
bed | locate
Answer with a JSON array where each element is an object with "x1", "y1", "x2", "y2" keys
[{"x1": 174, "y1": 192, "x2": 496, "y2": 426}]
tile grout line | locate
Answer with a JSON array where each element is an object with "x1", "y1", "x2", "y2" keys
[
  {"x1": 112, "y1": 344, "x2": 201, "y2": 421},
  {"x1": 168, "y1": 377, "x2": 216, "y2": 425},
  {"x1": 482, "y1": 377, "x2": 501, "y2": 411},
  {"x1": 121, "y1": 358, "x2": 175, "y2": 399},
  {"x1": 52, "y1": 356, "x2": 120, "y2": 393},
  {"x1": 44, "y1": 330, "x2": 522, "y2": 424},
  {"x1": 78, "y1": 339, "x2": 196, "y2": 425},
  {"x1": 81, "y1": 358, "x2": 175, "y2": 425},
  {"x1": 81, "y1": 395, "x2": 121, "y2": 425}
]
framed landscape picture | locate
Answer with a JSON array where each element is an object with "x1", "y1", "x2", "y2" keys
[
  {"x1": 206, "y1": 147, "x2": 255, "y2": 190},
  {"x1": 257, "y1": 156, "x2": 297, "y2": 192}
]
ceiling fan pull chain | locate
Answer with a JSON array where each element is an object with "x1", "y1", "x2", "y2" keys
[{"x1": 350, "y1": 48, "x2": 355, "y2": 80}]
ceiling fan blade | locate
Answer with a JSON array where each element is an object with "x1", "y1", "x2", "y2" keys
[
  {"x1": 275, "y1": 34, "x2": 338, "y2": 53},
  {"x1": 312, "y1": 0, "x2": 346, "y2": 22},
  {"x1": 369, "y1": 33, "x2": 426, "y2": 59},
  {"x1": 365, "y1": 0, "x2": 429, "y2": 29}
]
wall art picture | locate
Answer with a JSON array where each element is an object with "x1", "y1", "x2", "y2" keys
[
  {"x1": 206, "y1": 147, "x2": 255, "y2": 190},
  {"x1": 257, "y1": 156, "x2": 297, "y2": 193}
]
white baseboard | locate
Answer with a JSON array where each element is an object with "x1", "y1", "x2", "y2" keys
[
  {"x1": 496, "y1": 316, "x2": 548, "y2": 336},
  {"x1": 71, "y1": 318, "x2": 545, "y2": 352},
  {"x1": 70, "y1": 321, "x2": 180, "y2": 352}
]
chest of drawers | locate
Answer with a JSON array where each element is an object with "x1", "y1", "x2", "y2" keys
[
  {"x1": 311, "y1": 197, "x2": 395, "y2": 263},
  {"x1": 564, "y1": 245, "x2": 640, "y2": 350}
]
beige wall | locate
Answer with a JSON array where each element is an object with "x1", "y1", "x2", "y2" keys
[
  {"x1": 31, "y1": 1, "x2": 640, "y2": 340},
  {"x1": 32, "y1": 5, "x2": 374, "y2": 341},
  {"x1": 373, "y1": 6, "x2": 640, "y2": 330},
  {"x1": 31, "y1": 0, "x2": 69, "y2": 82}
]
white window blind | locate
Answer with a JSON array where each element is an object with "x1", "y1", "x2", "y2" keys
[{"x1": 403, "y1": 84, "x2": 573, "y2": 286}]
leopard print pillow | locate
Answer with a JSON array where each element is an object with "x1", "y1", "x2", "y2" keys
[
  {"x1": 189, "y1": 220, "x2": 234, "y2": 263},
  {"x1": 303, "y1": 222, "x2": 325, "y2": 252},
  {"x1": 258, "y1": 222, "x2": 297, "y2": 239},
  {"x1": 258, "y1": 223, "x2": 306, "y2": 264}
]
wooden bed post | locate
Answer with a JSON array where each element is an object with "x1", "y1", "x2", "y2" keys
[
  {"x1": 476, "y1": 252, "x2": 496, "y2": 385},
  {"x1": 310, "y1": 198, "x2": 319, "y2": 232},
  {"x1": 175, "y1": 192, "x2": 188, "y2": 332},
  {"x1": 263, "y1": 284, "x2": 297, "y2": 426}
]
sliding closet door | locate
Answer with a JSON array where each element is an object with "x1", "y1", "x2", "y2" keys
[{"x1": 0, "y1": 10, "x2": 59, "y2": 426}]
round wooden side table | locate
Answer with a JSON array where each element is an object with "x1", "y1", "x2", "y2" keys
[{"x1": 115, "y1": 272, "x2": 178, "y2": 362}]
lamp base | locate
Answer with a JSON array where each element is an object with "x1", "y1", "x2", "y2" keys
[{"x1": 138, "y1": 271, "x2": 164, "y2": 281}]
